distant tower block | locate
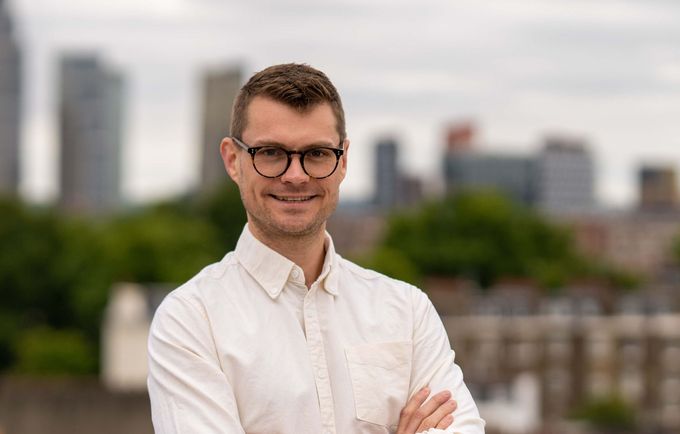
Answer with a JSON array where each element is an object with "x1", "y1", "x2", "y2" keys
[
  {"x1": 0, "y1": 0, "x2": 22, "y2": 195},
  {"x1": 374, "y1": 138, "x2": 399, "y2": 209},
  {"x1": 200, "y1": 66, "x2": 242, "y2": 193},
  {"x1": 445, "y1": 121, "x2": 476, "y2": 154},
  {"x1": 59, "y1": 55, "x2": 124, "y2": 214},
  {"x1": 442, "y1": 122, "x2": 535, "y2": 205},
  {"x1": 536, "y1": 135, "x2": 595, "y2": 214},
  {"x1": 639, "y1": 166, "x2": 678, "y2": 211}
]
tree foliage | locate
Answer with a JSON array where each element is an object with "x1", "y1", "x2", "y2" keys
[
  {"x1": 356, "y1": 246, "x2": 421, "y2": 286},
  {"x1": 379, "y1": 192, "x2": 585, "y2": 288},
  {"x1": 0, "y1": 182, "x2": 247, "y2": 375},
  {"x1": 103, "y1": 207, "x2": 222, "y2": 284},
  {"x1": 14, "y1": 326, "x2": 97, "y2": 376},
  {"x1": 570, "y1": 394, "x2": 637, "y2": 431}
]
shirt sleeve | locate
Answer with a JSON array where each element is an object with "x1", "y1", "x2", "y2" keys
[
  {"x1": 409, "y1": 287, "x2": 486, "y2": 434},
  {"x1": 147, "y1": 292, "x2": 246, "y2": 434}
]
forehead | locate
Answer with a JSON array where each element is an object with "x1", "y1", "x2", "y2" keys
[{"x1": 243, "y1": 96, "x2": 339, "y2": 146}]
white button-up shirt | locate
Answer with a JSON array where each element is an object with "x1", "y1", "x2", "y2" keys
[{"x1": 148, "y1": 225, "x2": 485, "y2": 434}]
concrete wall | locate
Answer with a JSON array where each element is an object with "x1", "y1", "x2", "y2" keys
[{"x1": 0, "y1": 376, "x2": 153, "y2": 434}]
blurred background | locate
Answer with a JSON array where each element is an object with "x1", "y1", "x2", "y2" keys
[{"x1": 1, "y1": 0, "x2": 679, "y2": 433}]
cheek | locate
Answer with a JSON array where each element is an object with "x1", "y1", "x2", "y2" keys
[
  {"x1": 242, "y1": 176, "x2": 270, "y2": 200},
  {"x1": 322, "y1": 182, "x2": 341, "y2": 202}
]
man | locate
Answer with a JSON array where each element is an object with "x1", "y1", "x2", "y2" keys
[{"x1": 148, "y1": 63, "x2": 485, "y2": 434}]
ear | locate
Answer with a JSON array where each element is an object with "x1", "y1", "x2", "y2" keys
[
  {"x1": 220, "y1": 137, "x2": 241, "y2": 183},
  {"x1": 337, "y1": 139, "x2": 350, "y2": 181}
]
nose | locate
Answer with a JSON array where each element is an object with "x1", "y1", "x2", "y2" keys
[{"x1": 280, "y1": 154, "x2": 310, "y2": 183}]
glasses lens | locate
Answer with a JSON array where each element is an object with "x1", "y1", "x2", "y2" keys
[
  {"x1": 303, "y1": 148, "x2": 338, "y2": 178},
  {"x1": 252, "y1": 146, "x2": 340, "y2": 178},
  {"x1": 253, "y1": 147, "x2": 288, "y2": 177}
]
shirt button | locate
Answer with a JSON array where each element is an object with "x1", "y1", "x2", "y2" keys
[{"x1": 291, "y1": 269, "x2": 300, "y2": 279}]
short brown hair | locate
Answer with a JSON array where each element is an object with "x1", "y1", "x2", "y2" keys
[{"x1": 231, "y1": 63, "x2": 346, "y2": 143}]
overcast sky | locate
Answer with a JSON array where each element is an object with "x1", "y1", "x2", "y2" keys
[{"x1": 10, "y1": 0, "x2": 680, "y2": 207}]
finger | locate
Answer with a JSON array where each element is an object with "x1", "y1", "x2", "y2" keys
[
  {"x1": 405, "y1": 390, "x2": 451, "y2": 433},
  {"x1": 435, "y1": 413, "x2": 454, "y2": 429},
  {"x1": 397, "y1": 387, "x2": 430, "y2": 433},
  {"x1": 417, "y1": 399, "x2": 457, "y2": 432},
  {"x1": 423, "y1": 399, "x2": 458, "y2": 428}
]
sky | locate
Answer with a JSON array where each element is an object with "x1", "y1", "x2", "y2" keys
[{"x1": 9, "y1": 0, "x2": 680, "y2": 207}]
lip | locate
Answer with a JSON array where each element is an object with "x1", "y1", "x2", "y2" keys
[{"x1": 269, "y1": 194, "x2": 317, "y2": 202}]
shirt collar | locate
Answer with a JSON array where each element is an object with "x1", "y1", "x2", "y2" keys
[
  {"x1": 320, "y1": 236, "x2": 340, "y2": 296},
  {"x1": 234, "y1": 224, "x2": 339, "y2": 299}
]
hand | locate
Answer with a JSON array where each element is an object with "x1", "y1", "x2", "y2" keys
[{"x1": 396, "y1": 387, "x2": 457, "y2": 434}]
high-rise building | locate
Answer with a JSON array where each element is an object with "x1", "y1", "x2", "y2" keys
[
  {"x1": 374, "y1": 137, "x2": 423, "y2": 210},
  {"x1": 445, "y1": 121, "x2": 475, "y2": 153},
  {"x1": 443, "y1": 121, "x2": 535, "y2": 205},
  {"x1": 200, "y1": 66, "x2": 241, "y2": 193},
  {"x1": 443, "y1": 126, "x2": 595, "y2": 211},
  {"x1": 59, "y1": 55, "x2": 124, "y2": 213},
  {"x1": 639, "y1": 165, "x2": 678, "y2": 211},
  {"x1": 374, "y1": 138, "x2": 399, "y2": 209},
  {"x1": 0, "y1": 0, "x2": 21, "y2": 196},
  {"x1": 444, "y1": 153, "x2": 536, "y2": 206},
  {"x1": 535, "y1": 136, "x2": 595, "y2": 214}
]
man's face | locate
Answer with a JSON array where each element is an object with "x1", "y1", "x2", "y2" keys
[{"x1": 221, "y1": 96, "x2": 348, "y2": 242}]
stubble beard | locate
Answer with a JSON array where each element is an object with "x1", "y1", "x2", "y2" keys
[{"x1": 242, "y1": 190, "x2": 339, "y2": 244}]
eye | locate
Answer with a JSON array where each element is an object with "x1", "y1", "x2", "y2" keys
[
  {"x1": 258, "y1": 147, "x2": 285, "y2": 158},
  {"x1": 307, "y1": 148, "x2": 332, "y2": 158}
]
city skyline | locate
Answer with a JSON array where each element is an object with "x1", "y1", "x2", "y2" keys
[
  {"x1": 6, "y1": 0, "x2": 680, "y2": 207},
  {"x1": 0, "y1": 0, "x2": 21, "y2": 195}
]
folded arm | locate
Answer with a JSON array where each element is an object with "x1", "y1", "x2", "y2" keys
[{"x1": 407, "y1": 287, "x2": 486, "y2": 434}]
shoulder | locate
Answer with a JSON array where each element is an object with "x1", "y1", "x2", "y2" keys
[
  {"x1": 338, "y1": 255, "x2": 407, "y2": 284},
  {"x1": 152, "y1": 252, "x2": 239, "y2": 323},
  {"x1": 335, "y1": 254, "x2": 425, "y2": 301}
]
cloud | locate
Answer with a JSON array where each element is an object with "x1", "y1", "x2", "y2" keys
[{"x1": 10, "y1": 0, "x2": 680, "y2": 206}]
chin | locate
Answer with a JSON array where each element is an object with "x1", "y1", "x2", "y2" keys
[
  {"x1": 247, "y1": 207, "x2": 330, "y2": 240},
  {"x1": 263, "y1": 215, "x2": 326, "y2": 238},
  {"x1": 275, "y1": 221, "x2": 322, "y2": 237}
]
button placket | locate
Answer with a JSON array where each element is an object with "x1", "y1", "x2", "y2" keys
[{"x1": 303, "y1": 288, "x2": 336, "y2": 434}]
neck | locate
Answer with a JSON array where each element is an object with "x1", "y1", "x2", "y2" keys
[{"x1": 248, "y1": 222, "x2": 327, "y2": 288}]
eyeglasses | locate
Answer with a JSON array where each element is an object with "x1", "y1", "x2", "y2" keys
[{"x1": 232, "y1": 137, "x2": 344, "y2": 179}]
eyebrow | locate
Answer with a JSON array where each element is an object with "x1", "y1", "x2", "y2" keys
[{"x1": 253, "y1": 140, "x2": 341, "y2": 150}]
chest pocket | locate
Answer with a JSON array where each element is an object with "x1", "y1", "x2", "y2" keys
[{"x1": 345, "y1": 341, "x2": 412, "y2": 428}]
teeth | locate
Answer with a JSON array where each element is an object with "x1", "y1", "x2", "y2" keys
[{"x1": 274, "y1": 196, "x2": 312, "y2": 202}]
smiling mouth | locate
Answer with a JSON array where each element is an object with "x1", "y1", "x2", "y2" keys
[{"x1": 271, "y1": 195, "x2": 315, "y2": 202}]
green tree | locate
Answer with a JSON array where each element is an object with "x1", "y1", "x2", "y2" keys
[
  {"x1": 150, "y1": 182, "x2": 247, "y2": 252},
  {"x1": 0, "y1": 199, "x2": 67, "y2": 326},
  {"x1": 0, "y1": 198, "x2": 110, "y2": 372},
  {"x1": 0, "y1": 187, "x2": 249, "y2": 375},
  {"x1": 0, "y1": 311, "x2": 20, "y2": 370},
  {"x1": 194, "y1": 182, "x2": 247, "y2": 251},
  {"x1": 355, "y1": 246, "x2": 421, "y2": 286},
  {"x1": 381, "y1": 191, "x2": 584, "y2": 288},
  {"x1": 14, "y1": 326, "x2": 97, "y2": 375},
  {"x1": 570, "y1": 394, "x2": 637, "y2": 432},
  {"x1": 103, "y1": 206, "x2": 222, "y2": 284}
]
